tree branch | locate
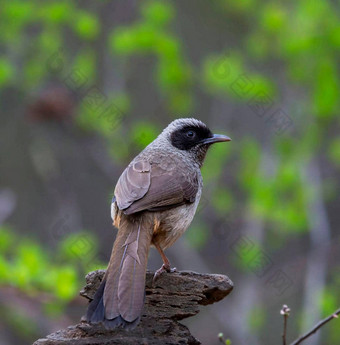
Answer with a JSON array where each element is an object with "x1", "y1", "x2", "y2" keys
[{"x1": 290, "y1": 307, "x2": 340, "y2": 345}]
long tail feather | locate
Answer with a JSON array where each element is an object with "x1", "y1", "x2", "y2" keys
[{"x1": 86, "y1": 214, "x2": 153, "y2": 329}]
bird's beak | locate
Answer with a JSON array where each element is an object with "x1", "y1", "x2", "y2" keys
[{"x1": 201, "y1": 134, "x2": 232, "y2": 145}]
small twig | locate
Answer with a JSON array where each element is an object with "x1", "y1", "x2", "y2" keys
[
  {"x1": 283, "y1": 314, "x2": 288, "y2": 345},
  {"x1": 218, "y1": 333, "x2": 226, "y2": 344},
  {"x1": 281, "y1": 305, "x2": 291, "y2": 345},
  {"x1": 218, "y1": 333, "x2": 231, "y2": 345},
  {"x1": 290, "y1": 307, "x2": 340, "y2": 345}
]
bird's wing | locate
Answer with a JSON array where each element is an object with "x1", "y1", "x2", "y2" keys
[
  {"x1": 114, "y1": 159, "x2": 198, "y2": 215},
  {"x1": 114, "y1": 160, "x2": 151, "y2": 210}
]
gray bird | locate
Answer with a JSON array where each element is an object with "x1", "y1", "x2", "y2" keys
[{"x1": 86, "y1": 118, "x2": 231, "y2": 329}]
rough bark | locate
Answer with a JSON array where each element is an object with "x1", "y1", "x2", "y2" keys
[{"x1": 34, "y1": 269, "x2": 233, "y2": 345}]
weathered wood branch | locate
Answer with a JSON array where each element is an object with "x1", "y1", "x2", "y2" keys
[{"x1": 34, "y1": 269, "x2": 233, "y2": 345}]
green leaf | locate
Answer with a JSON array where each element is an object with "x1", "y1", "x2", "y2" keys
[
  {"x1": 261, "y1": 3, "x2": 286, "y2": 33},
  {"x1": 276, "y1": 161, "x2": 299, "y2": 191},
  {"x1": 203, "y1": 53, "x2": 244, "y2": 94},
  {"x1": 318, "y1": 288, "x2": 337, "y2": 317},
  {"x1": 110, "y1": 27, "x2": 138, "y2": 55},
  {"x1": 0, "y1": 57, "x2": 14, "y2": 86},
  {"x1": 238, "y1": 139, "x2": 261, "y2": 190},
  {"x1": 77, "y1": 93, "x2": 129, "y2": 136},
  {"x1": 328, "y1": 138, "x2": 340, "y2": 166},
  {"x1": 59, "y1": 232, "x2": 98, "y2": 263},
  {"x1": 73, "y1": 11, "x2": 100, "y2": 40},
  {"x1": 141, "y1": 1, "x2": 174, "y2": 27},
  {"x1": 134, "y1": 25, "x2": 158, "y2": 50},
  {"x1": 3, "y1": 2, "x2": 34, "y2": 26},
  {"x1": 15, "y1": 241, "x2": 47, "y2": 279},
  {"x1": 313, "y1": 57, "x2": 339, "y2": 119},
  {"x1": 72, "y1": 48, "x2": 96, "y2": 83},
  {"x1": 201, "y1": 141, "x2": 231, "y2": 182},
  {"x1": 203, "y1": 53, "x2": 275, "y2": 100},
  {"x1": 0, "y1": 226, "x2": 15, "y2": 253},
  {"x1": 39, "y1": 29, "x2": 62, "y2": 53},
  {"x1": 53, "y1": 266, "x2": 78, "y2": 300},
  {"x1": 155, "y1": 35, "x2": 180, "y2": 60},
  {"x1": 0, "y1": 255, "x2": 10, "y2": 283},
  {"x1": 109, "y1": 2, "x2": 192, "y2": 113},
  {"x1": 157, "y1": 57, "x2": 191, "y2": 89},
  {"x1": 131, "y1": 122, "x2": 159, "y2": 149},
  {"x1": 39, "y1": 2, "x2": 74, "y2": 24}
]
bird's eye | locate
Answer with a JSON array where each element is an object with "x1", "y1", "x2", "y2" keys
[{"x1": 186, "y1": 130, "x2": 195, "y2": 138}]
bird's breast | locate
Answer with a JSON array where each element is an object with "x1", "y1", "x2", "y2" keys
[{"x1": 151, "y1": 189, "x2": 202, "y2": 249}]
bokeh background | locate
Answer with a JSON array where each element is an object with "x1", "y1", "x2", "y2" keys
[{"x1": 1, "y1": 1, "x2": 340, "y2": 344}]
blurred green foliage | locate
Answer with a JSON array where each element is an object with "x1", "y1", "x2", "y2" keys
[
  {"x1": 130, "y1": 121, "x2": 159, "y2": 150},
  {"x1": 1, "y1": 0, "x2": 340, "y2": 343},
  {"x1": 0, "y1": 226, "x2": 104, "y2": 309},
  {"x1": 185, "y1": 221, "x2": 209, "y2": 250},
  {"x1": 248, "y1": 306, "x2": 266, "y2": 332},
  {"x1": 0, "y1": 57, "x2": 14, "y2": 86},
  {"x1": 2, "y1": 306, "x2": 39, "y2": 339},
  {"x1": 328, "y1": 138, "x2": 340, "y2": 167},
  {"x1": 203, "y1": 53, "x2": 276, "y2": 100},
  {"x1": 110, "y1": 1, "x2": 192, "y2": 113}
]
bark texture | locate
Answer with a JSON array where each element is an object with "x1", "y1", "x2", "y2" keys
[{"x1": 34, "y1": 269, "x2": 233, "y2": 345}]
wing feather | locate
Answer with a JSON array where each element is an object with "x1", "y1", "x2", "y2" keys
[
  {"x1": 114, "y1": 160, "x2": 151, "y2": 210},
  {"x1": 114, "y1": 159, "x2": 198, "y2": 215}
]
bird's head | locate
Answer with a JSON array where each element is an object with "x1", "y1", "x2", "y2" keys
[{"x1": 160, "y1": 118, "x2": 231, "y2": 166}]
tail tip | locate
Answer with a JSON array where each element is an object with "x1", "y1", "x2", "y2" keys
[{"x1": 86, "y1": 315, "x2": 140, "y2": 331}]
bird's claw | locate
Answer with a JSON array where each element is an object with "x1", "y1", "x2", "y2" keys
[{"x1": 152, "y1": 264, "x2": 176, "y2": 285}]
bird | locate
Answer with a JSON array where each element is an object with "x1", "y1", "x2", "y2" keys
[{"x1": 86, "y1": 118, "x2": 231, "y2": 329}]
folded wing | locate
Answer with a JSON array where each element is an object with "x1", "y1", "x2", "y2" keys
[{"x1": 114, "y1": 159, "x2": 198, "y2": 215}]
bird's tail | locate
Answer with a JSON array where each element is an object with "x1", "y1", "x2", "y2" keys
[{"x1": 86, "y1": 214, "x2": 153, "y2": 329}]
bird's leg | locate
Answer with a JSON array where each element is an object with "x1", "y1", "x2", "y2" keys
[
  {"x1": 155, "y1": 242, "x2": 172, "y2": 271},
  {"x1": 153, "y1": 242, "x2": 176, "y2": 283}
]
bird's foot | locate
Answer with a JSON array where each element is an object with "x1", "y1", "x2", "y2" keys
[{"x1": 153, "y1": 264, "x2": 176, "y2": 285}]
